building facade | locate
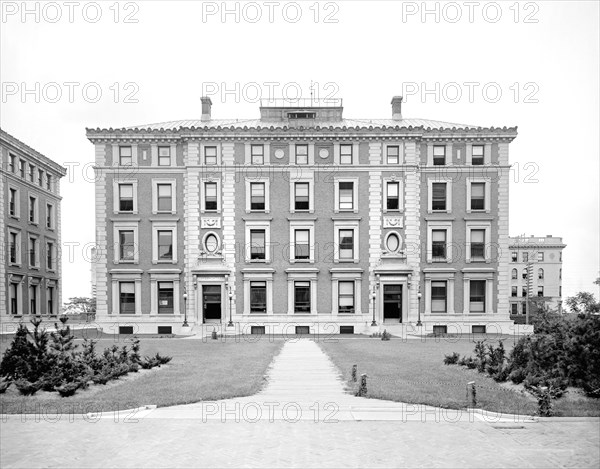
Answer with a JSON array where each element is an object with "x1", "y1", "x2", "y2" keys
[
  {"x1": 87, "y1": 97, "x2": 519, "y2": 335},
  {"x1": 508, "y1": 235, "x2": 566, "y2": 318},
  {"x1": 1, "y1": 129, "x2": 66, "y2": 326}
]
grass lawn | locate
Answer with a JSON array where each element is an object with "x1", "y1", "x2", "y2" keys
[
  {"x1": 0, "y1": 336, "x2": 283, "y2": 414},
  {"x1": 318, "y1": 336, "x2": 600, "y2": 417}
]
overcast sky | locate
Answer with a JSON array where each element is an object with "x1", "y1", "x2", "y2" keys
[{"x1": 2, "y1": 0, "x2": 598, "y2": 303}]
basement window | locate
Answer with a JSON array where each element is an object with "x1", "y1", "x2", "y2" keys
[
  {"x1": 251, "y1": 326, "x2": 265, "y2": 335},
  {"x1": 472, "y1": 325, "x2": 486, "y2": 334},
  {"x1": 158, "y1": 326, "x2": 172, "y2": 335},
  {"x1": 119, "y1": 326, "x2": 134, "y2": 335},
  {"x1": 288, "y1": 112, "x2": 316, "y2": 119},
  {"x1": 295, "y1": 326, "x2": 310, "y2": 335},
  {"x1": 339, "y1": 326, "x2": 354, "y2": 334},
  {"x1": 432, "y1": 325, "x2": 447, "y2": 335}
]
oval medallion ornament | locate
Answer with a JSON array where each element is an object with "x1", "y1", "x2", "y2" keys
[
  {"x1": 386, "y1": 233, "x2": 400, "y2": 253},
  {"x1": 205, "y1": 234, "x2": 219, "y2": 253},
  {"x1": 319, "y1": 148, "x2": 329, "y2": 159},
  {"x1": 274, "y1": 149, "x2": 285, "y2": 159}
]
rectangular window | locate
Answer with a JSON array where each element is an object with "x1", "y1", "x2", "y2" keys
[
  {"x1": 157, "y1": 184, "x2": 173, "y2": 212},
  {"x1": 30, "y1": 285, "x2": 37, "y2": 314},
  {"x1": 538, "y1": 252, "x2": 544, "y2": 262},
  {"x1": 204, "y1": 182, "x2": 218, "y2": 211},
  {"x1": 339, "y1": 229, "x2": 354, "y2": 260},
  {"x1": 295, "y1": 144, "x2": 308, "y2": 164},
  {"x1": 10, "y1": 283, "x2": 18, "y2": 314},
  {"x1": 511, "y1": 303, "x2": 518, "y2": 315},
  {"x1": 523, "y1": 252, "x2": 529, "y2": 262},
  {"x1": 158, "y1": 146, "x2": 171, "y2": 166},
  {"x1": 46, "y1": 204, "x2": 54, "y2": 228},
  {"x1": 340, "y1": 144, "x2": 353, "y2": 164},
  {"x1": 432, "y1": 183, "x2": 446, "y2": 211},
  {"x1": 157, "y1": 230, "x2": 173, "y2": 260},
  {"x1": 338, "y1": 281, "x2": 355, "y2": 313},
  {"x1": 119, "y1": 282, "x2": 135, "y2": 314},
  {"x1": 250, "y1": 230, "x2": 265, "y2": 260},
  {"x1": 538, "y1": 286, "x2": 544, "y2": 297},
  {"x1": 119, "y1": 184, "x2": 134, "y2": 212},
  {"x1": 433, "y1": 145, "x2": 446, "y2": 165},
  {"x1": 559, "y1": 252, "x2": 562, "y2": 262},
  {"x1": 9, "y1": 154, "x2": 16, "y2": 172},
  {"x1": 511, "y1": 251, "x2": 517, "y2": 262},
  {"x1": 522, "y1": 287, "x2": 527, "y2": 297},
  {"x1": 119, "y1": 230, "x2": 135, "y2": 261},
  {"x1": 386, "y1": 182, "x2": 399, "y2": 210},
  {"x1": 19, "y1": 159, "x2": 25, "y2": 178},
  {"x1": 431, "y1": 281, "x2": 447, "y2": 313},
  {"x1": 432, "y1": 230, "x2": 447, "y2": 261},
  {"x1": 9, "y1": 232, "x2": 18, "y2": 264},
  {"x1": 9, "y1": 188, "x2": 17, "y2": 216},
  {"x1": 29, "y1": 237, "x2": 38, "y2": 267},
  {"x1": 251, "y1": 145, "x2": 264, "y2": 164},
  {"x1": 294, "y1": 281, "x2": 311, "y2": 313},
  {"x1": 511, "y1": 286, "x2": 518, "y2": 297},
  {"x1": 157, "y1": 282, "x2": 174, "y2": 314},
  {"x1": 469, "y1": 280, "x2": 486, "y2": 313},
  {"x1": 29, "y1": 196, "x2": 37, "y2": 223},
  {"x1": 46, "y1": 174, "x2": 52, "y2": 191},
  {"x1": 294, "y1": 229, "x2": 310, "y2": 260},
  {"x1": 470, "y1": 183, "x2": 485, "y2": 210},
  {"x1": 522, "y1": 268, "x2": 527, "y2": 279},
  {"x1": 339, "y1": 182, "x2": 354, "y2": 210},
  {"x1": 387, "y1": 146, "x2": 399, "y2": 164},
  {"x1": 47, "y1": 286, "x2": 54, "y2": 315},
  {"x1": 294, "y1": 182, "x2": 309, "y2": 211},
  {"x1": 204, "y1": 146, "x2": 217, "y2": 165},
  {"x1": 250, "y1": 281, "x2": 267, "y2": 313},
  {"x1": 250, "y1": 183, "x2": 265, "y2": 211},
  {"x1": 472, "y1": 145, "x2": 484, "y2": 165},
  {"x1": 119, "y1": 146, "x2": 132, "y2": 165},
  {"x1": 38, "y1": 169, "x2": 44, "y2": 187},
  {"x1": 46, "y1": 242, "x2": 54, "y2": 270},
  {"x1": 29, "y1": 164, "x2": 35, "y2": 182},
  {"x1": 470, "y1": 230, "x2": 485, "y2": 261}
]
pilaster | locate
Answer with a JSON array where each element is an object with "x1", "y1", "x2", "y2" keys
[
  {"x1": 404, "y1": 140, "x2": 421, "y2": 321},
  {"x1": 94, "y1": 143, "x2": 109, "y2": 316},
  {"x1": 184, "y1": 141, "x2": 200, "y2": 319},
  {"x1": 368, "y1": 142, "x2": 382, "y2": 299},
  {"x1": 497, "y1": 142, "x2": 510, "y2": 318},
  {"x1": 221, "y1": 142, "x2": 236, "y2": 314}
]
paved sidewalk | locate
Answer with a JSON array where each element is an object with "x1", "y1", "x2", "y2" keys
[{"x1": 1, "y1": 339, "x2": 599, "y2": 468}]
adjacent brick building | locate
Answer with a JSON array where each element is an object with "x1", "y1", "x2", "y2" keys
[
  {"x1": 1, "y1": 129, "x2": 66, "y2": 324},
  {"x1": 508, "y1": 235, "x2": 566, "y2": 319},
  {"x1": 87, "y1": 97, "x2": 520, "y2": 335}
]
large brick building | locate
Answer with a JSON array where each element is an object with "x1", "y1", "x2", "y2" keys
[
  {"x1": 1, "y1": 129, "x2": 66, "y2": 324},
  {"x1": 508, "y1": 234, "x2": 566, "y2": 319},
  {"x1": 87, "y1": 97, "x2": 519, "y2": 335}
]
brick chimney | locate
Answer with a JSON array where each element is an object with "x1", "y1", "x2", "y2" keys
[
  {"x1": 201, "y1": 97, "x2": 212, "y2": 121},
  {"x1": 391, "y1": 96, "x2": 403, "y2": 120}
]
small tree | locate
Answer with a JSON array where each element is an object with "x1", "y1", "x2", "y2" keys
[
  {"x1": 62, "y1": 297, "x2": 96, "y2": 314},
  {"x1": 565, "y1": 292, "x2": 600, "y2": 315}
]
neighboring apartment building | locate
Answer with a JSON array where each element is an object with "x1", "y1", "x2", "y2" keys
[
  {"x1": 508, "y1": 235, "x2": 566, "y2": 317},
  {"x1": 87, "y1": 97, "x2": 519, "y2": 335},
  {"x1": 1, "y1": 129, "x2": 66, "y2": 324}
]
